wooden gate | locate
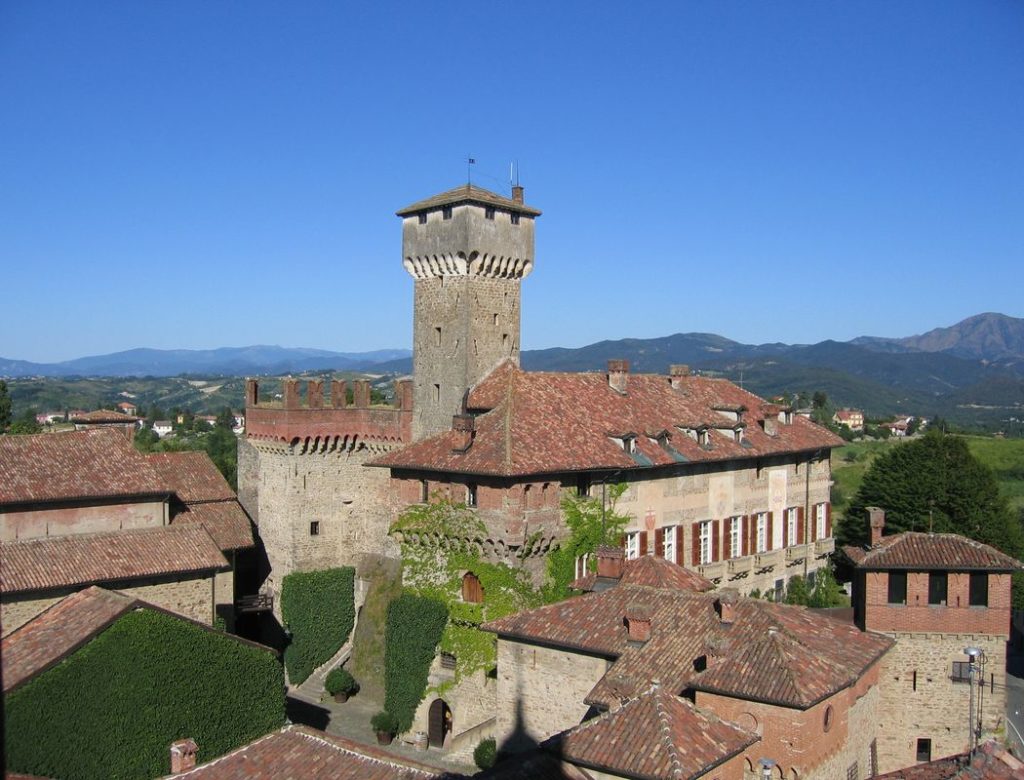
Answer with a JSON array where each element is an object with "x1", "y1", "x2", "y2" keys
[{"x1": 428, "y1": 698, "x2": 451, "y2": 748}]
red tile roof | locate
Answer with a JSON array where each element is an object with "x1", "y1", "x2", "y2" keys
[
  {"x1": 844, "y1": 533, "x2": 1022, "y2": 571},
  {"x1": 170, "y1": 501, "x2": 254, "y2": 551},
  {"x1": 0, "y1": 429, "x2": 167, "y2": 504},
  {"x1": 571, "y1": 554, "x2": 714, "y2": 593},
  {"x1": 71, "y1": 409, "x2": 140, "y2": 423},
  {"x1": 484, "y1": 583, "x2": 892, "y2": 710},
  {"x1": 372, "y1": 363, "x2": 843, "y2": 477},
  {"x1": 546, "y1": 687, "x2": 758, "y2": 780},
  {"x1": 875, "y1": 740, "x2": 1024, "y2": 780},
  {"x1": 0, "y1": 525, "x2": 228, "y2": 595},
  {"x1": 167, "y1": 725, "x2": 444, "y2": 779},
  {"x1": 2, "y1": 587, "x2": 134, "y2": 692},
  {"x1": 396, "y1": 184, "x2": 541, "y2": 218}
]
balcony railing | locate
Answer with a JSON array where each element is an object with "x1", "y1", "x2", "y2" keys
[
  {"x1": 697, "y1": 561, "x2": 726, "y2": 581},
  {"x1": 754, "y1": 549, "x2": 784, "y2": 571},
  {"x1": 815, "y1": 538, "x2": 835, "y2": 556},
  {"x1": 235, "y1": 593, "x2": 273, "y2": 613},
  {"x1": 727, "y1": 557, "x2": 753, "y2": 575}
]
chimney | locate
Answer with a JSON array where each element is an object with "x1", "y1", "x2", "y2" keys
[
  {"x1": 353, "y1": 379, "x2": 371, "y2": 408},
  {"x1": 761, "y1": 404, "x2": 780, "y2": 436},
  {"x1": 624, "y1": 602, "x2": 653, "y2": 645},
  {"x1": 511, "y1": 185, "x2": 524, "y2": 204},
  {"x1": 868, "y1": 507, "x2": 886, "y2": 546},
  {"x1": 715, "y1": 588, "x2": 739, "y2": 625},
  {"x1": 283, "y1": 378, "x2": 301, "y2": 409},
  {"x1": 307, "y1": 379, "x2": 324, "y2": 409},
  {"x1": 607, "y1": 359, "x2": 630, "y2": 394},
  {"x1": 169, "y1": 738, "x2": 198, "y2": 774},
  {"x1": 330, "y1": 379, "x2": 348, "y2": 408},
  {"x1": 704, "y1": 637, "x2": 728, "y2": 666},
  {"x1": 669, "y1": 364, "x2": 689, "y2": 391},
  {"x1": 451, "y1": 414, "x2": 475, "y2": 452},
  {"x1": 596, "y1": 545, "x2": 625, "y2": 580}
]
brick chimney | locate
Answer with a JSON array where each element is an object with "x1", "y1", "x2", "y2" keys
[
  {"x1": 868, "y1": 507, "x2": 886, "y2": 546},
  {"x1": 245, "y1": 378, "x2": 259, "y2": 408},
  {"x1": 715, "y1": 588, "x2": 739, "y2": 625},
  {"x1": 451, "y1": 414, "x2": 475, "y2": 452},
  {"x1": 761, "y1": 404, "x2": 780, "y2": 436},
  {"x1": 669, "y1": 364, "x2": 689, "y2": 391},
  {"x1": 608, "y1": 359, "x2": 629, "y2": 394},
  {"x1": 511, "y1": 185, "x2": 524, "y2": 204},
  {"x1": 169, "y1": 738, "x2": 198, "y2": 774},
  {"x1": 353, "y1": 379, "x2": 371, "y2": 408},
  {"x1": 624, "y1": 602, "x2": 653, "y2": 645},
  {"x1": 596, "y1": 545, "x2": 625, "y2": 580}
]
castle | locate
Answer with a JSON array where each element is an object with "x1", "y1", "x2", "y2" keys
[{"x1": 238, "y1": 183, "x2": 842, "y2": 609}]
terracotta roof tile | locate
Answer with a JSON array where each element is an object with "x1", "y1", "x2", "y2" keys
[
  {"x1": 484, "y1": 583, "x2": 892, "y2": 710},
  {"x1": 875, "y1": 740, "x2": 1024, "y2": 779},
  {"x1": 2, "y1": 586, "x2": 134, "y2": 692},
  {"x1": 844, "y1": 533, "x2": 1023, "y2": 571},
  {"x1": 148, "y1": 451, "x2": 237, "y2": 502},
  {"x1": 168, "y1": 725, "x2": 444, "y2": 779},
  {"x1": 0, "y1": 525, "x2": 228, "y2": 595},
  {"x1": 170, "y1": 501, "x2": 254, "y2": 551},
  {"x1": 71, "y1": 409, "x2": 140, "y2": 423},
  {"x1": 372, "y1": 365, "x2": 843, "y2": 477},
  {"x1": 0, "y1": 429, "x2": 167, "y2": 504},
  {"x1": 571, "y1": 554, "x2": 714, "y2": 593},
  {"x1": 545, "y1": 687, "x2": 758, "y2": 780},
  {"x1": 396, "y1": 184, "x2": 541, "y2": 218}
]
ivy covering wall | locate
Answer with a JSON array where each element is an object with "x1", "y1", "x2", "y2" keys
[
  {"x1": 4, "y1": 609, "x2": 284, "y2": 780},
  {"x1": 281, "y1": 567, "x2": 355, "y2": 684},
  {"x1": 384, "y1": 593, "x2": 448, "y2": 733}
]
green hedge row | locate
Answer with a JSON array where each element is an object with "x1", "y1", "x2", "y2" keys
[
  {"x1": 281, "y1": 567, "x2": 355, "y2": 684},
  {"x1": 384, "y1": 593, "x2": 448, "y2": 733},
  {"x1": 4, "y1": 609, "x2": 284, "y2": 780}
]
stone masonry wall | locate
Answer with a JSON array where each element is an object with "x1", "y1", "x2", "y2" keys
[
  {"x1": 875, "y1": 632, "x2": 1007, "y2": 774},
  {"x1": 1, "y1": 573, "x2": 216, "y2": 636},
  {"x1": 494, "y1": 637, "x2": 609, "y2": 753}
]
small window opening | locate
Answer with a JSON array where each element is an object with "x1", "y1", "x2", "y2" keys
[
  {"x1": 951, "y1": 661, "x2": 971, "y2": 683},
  {"x1": 484, "y1": 207, "x2": 495, "y2": 220},
  {"x1": 310, "y1": 521, "x2": 320, "y2": 536},
  {"x1": 420, "y1": 479, "x2": 429, "y2": 503},
  {"x1": 916, "y1": 738, "x2": 931, "y2": 763},
  {"x1": 493, "y1": 313, "x2": 498, "y2": 326},
  {"x1": 418, "y1": 212, "x2": 428, "y2": 225},
  {"x1": 510, "y1": 212, "x2": 520, "y2": 225},
  {"x1": 928, "y1": 571, "x2": 948, "y2": 605},
  {"x1": 969, "y1": 572, "x2": 988, "y2": 606},
  {"x1": 466, "y1": 483, "x2": 478, "y2": 508},
  {"x1": 433, "y1": 384, "x2": 440, "y2": 403},
  {"x1": 442, "y1": 205, "x2": 453, "y2": 220},
  {"x1": 440, "y1": 651, "x2": 457, "y2": 669},
  {"x1": 434, "y1": 326, "x2": 441, "y2": 346},
  {"x1": 887, "y1": 572, "x2": 907, "y2": 605}
]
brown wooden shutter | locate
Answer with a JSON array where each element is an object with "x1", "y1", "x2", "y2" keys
[
  {"x1": 825, "y1": 503, "x2": 832, "y2": 537},
  {"x1": 712, "y1": 520, "x2": 721, "y2": 563},
  {"x1": 639, "y1": 531, "x2": 649, "y2": 557},
  {"x1": 655, "y1": 527, "x2": 665, "y2": 558},
  {"x1": 810, "y1": 505, "x2": 818, "y2": 542},
  {"x1": 617, "y1": 533, "x2": 626, "y2": 550},
  {"x1": 692, "y1": 523, "x2": 700, "y2": 566},
  {"x1": 742, "y1": 515, "x2": 750, "y2": 557},
  {"x1": 675, "y1": 528, "x2": 683, "y2": 565},
  {"x1": 797, "y1": 506, "x2": 805, "y2": 545},
  {"x1": 766, "y1": 512, "x2": 774, "y2": 551}
]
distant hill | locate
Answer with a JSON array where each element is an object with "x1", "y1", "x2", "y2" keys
[
  {"x1": 854, "y1": 313, "x2": 1024, "y2": 363},
  {"x1": 0, "y1": 346, "x2": 411, "y2": 378}
]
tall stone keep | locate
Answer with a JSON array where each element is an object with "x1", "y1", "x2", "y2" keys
[{"x1": 397, "y1": 184, "x2": 541, "y2": 440}]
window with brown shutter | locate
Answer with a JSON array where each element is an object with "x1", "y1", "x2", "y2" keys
[
  {"x1": 655, "y1": 527, "x2": 665, "y2": 558},
  {"x1": 797, "y1": 506, "x2": 805, "y2": 545},
  {"x1": 639, "y1": 531, "x2": 648, "y2": 557},
  {"x1": 712, "y1": 520, "x2": 721, "y2": 562},
  {"x1": 825, "y1": 503, "x2": 832, "y2": 537},
  {"x1": 692, "y1": 523, "x2": 700, "y2": 566},
  {"x1": 766, "y1": 512, "x2": 774, "y2": 551},
  {"x1": 742, "y1": 515, "x2": 750, "y2": 557}
]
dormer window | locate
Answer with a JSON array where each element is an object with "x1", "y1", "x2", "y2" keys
[
  {"x1": 612, "y1": 435, "x2": 637, "y2": 454},
  {"x1": 698, "y1": 429, "x2": 711, "y2": 448}
]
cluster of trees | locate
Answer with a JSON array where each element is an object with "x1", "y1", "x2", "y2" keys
[
  {"x1": 135, "y1": 407, "x2": 239, "y2": 489},
  {"x1": 0, "y1": 380, "x2": 42, "y2": 435}
]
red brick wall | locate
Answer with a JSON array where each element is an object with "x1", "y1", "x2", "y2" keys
[
  {"x1": 862, "y1": 570, "x2": 1012, "y2": 636},
  {"x1": 246, "y1": 404, "x2": 412, "y2": 444}
]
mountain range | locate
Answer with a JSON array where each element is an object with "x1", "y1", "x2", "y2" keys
[{"x1": 3, "y1": 313, "x2": 1023, "y2": 428}]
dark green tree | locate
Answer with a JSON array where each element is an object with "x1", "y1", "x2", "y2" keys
[
  {"x1": 784, "y1": 575, "x2": 810, "y2": 605},
  {"x1": 0, "y1": 380, "x2": 12, "y2": 431},
  {"x1": 841, "y1": 431, "x2": 1024, "y2": 605},
  {"x1": 7, "y1": 408, "x2": 41, "y2": 435},
  {"x1": 808, "y1": 565, "x2": 848, "y2": 608},
  {"x1": 215, "y1": 406, "x2": 235, "y2": 430},
  {"x1": 205, "y1": 418, "x2": 238, "y2": 489}
]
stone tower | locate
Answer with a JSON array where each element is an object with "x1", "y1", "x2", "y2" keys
[{"x1": 397, "y1": 184, "x2": 541, "y2": 440}]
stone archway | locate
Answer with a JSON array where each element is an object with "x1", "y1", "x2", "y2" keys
[{"x1": 428, "y1": 698, "x2": 452, "y2": 748}]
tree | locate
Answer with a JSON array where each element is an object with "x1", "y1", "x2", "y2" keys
[
  {"x1": 0, "y1": 379, "x2": 12, "y2": 431},
  {"x1": 841, "y1": 430, "x2": 1024, "y2": 603},
  {"x1": 784, "y1": 575, "x2": 810, "y2": 605},
  {"x1": 215, "y1": 406, "x2": 235, "y2": 431},
  {"x1": 7, "y1": 408, "x2": 41, "y2": 435},
  {"x1": 808, "y1": 566, "x2": 848, "y2": 608}
]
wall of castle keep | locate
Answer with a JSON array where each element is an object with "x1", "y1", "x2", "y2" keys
[
  {"x1": 874, "y1": 633, "x2": 1007, "y2": 774},
  {"x1": 494, "y1": 637, "x2": 610, "y2": 752},
  {"x1": 1, "y1": 573, "x2": 217, "y2": 636}
]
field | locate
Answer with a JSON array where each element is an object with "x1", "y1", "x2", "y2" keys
[{"x1": 830, "y1": 435, "x2": 1024, "y2": 521}]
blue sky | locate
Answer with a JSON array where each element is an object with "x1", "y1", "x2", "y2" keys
[{"x1": 2, "y1": 1, "x2": 1022, "y2": 363}]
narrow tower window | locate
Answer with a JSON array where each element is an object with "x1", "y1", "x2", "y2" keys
[
  {"x1": 510, "y1": 213, "x2": 520, "y2": 225},
  {"x1": 442, "y1": 206, "x2": 453, "y2": 220},
  {"x1": 433, "y1": 384, "x2": 440, "y2": 403},
  {"x1": 485, "y1": 207, "x2": 495, "y2": 220},
  {"x1": 418, "y1": 213, "x2": 427, "y2": 224},
  {"x1": 434, "y1": 327, "x2": 441, "y2": 346}
]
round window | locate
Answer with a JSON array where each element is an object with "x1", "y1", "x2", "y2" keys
[{"x1": 823, "y1": 704, "x2": 834, "y2": 732}]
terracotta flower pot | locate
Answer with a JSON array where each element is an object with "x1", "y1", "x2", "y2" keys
[
  {"x1": 333, "y1": 691, "x2": 349, "y2": 703},
  {"x1": 376, "y1": 731, "x2": 395, "y2": 746}
]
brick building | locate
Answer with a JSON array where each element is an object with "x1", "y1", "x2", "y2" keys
[
  {"x1": 481, "y1": 549, "x2": 893, "y2": 779},
  {"x1": 0, "y1": 428, "x2": 253, "y2": 633},
  {"x1": 844, "y1": 508, "x2": 1021, "y2": 773}
]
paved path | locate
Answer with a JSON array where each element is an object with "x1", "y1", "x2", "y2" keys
[
  {"x1": 286, "y1": 689, "x2": 476, "y2": 776},
  {"x1": 1006, "y1": 646, "x2": 1024, "y2": 758}
]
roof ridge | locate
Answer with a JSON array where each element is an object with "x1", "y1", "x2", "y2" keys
[{"x1": 653, "y1": 690, "x2": 688, "y2": 779}]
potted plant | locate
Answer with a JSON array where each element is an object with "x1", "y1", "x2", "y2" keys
[
  {"x1": 371, "y1": 710, "x2": 399, "y2": 745},
  {"x1": 324, "y1": 667, "x2": 358, "y2": 703}
]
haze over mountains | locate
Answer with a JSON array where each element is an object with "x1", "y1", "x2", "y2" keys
[{"x1": 3, "y1": 313, "x2": 1023, "y2": 426}]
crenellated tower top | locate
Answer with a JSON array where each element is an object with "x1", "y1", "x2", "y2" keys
[{"x1": 397, "y1": 184, "x2": 541, "y2": 440}]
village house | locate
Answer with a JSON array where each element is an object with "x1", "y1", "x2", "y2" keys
[
  {"x1": 70, "y1": 407, "x2": 140, "y2": 432},
  {"x1": 833, "y1": 409, "x2": 864, "y2": 431},
  {"x1": 0, "y1": 427, "x2": 253, "y2": 634}
]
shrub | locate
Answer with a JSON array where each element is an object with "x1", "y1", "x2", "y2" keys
[
  {"x1": 324, "y1": 667, "x2": 357, "y2": 696},
  {"x1": 474, "y1": 737, "x2": 497, "y2": 769},
  {"x1": 384, "y1": 593, "x2": 448, "y2": 733},
  {"x1": 4, "y1": 608, "x2": 284, "y2": 780},
  {"x1": 281, "y1": 568, "x2": 355, "y2": 685},
  {"x1": 371, "y1": 710, "x2": 399, "y2": 734}
]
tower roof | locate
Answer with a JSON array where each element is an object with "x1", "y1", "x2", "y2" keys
[{"x1": 396, "y1": 184, "x2": 541, "y2": 217}]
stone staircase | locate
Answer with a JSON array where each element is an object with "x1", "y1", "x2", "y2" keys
[
  {"x1": 444, "y1": 716, "x2": 496, "y2": 764},
  {"x1": 290, "y1": 577, "x2": 368, "y2": 701}
]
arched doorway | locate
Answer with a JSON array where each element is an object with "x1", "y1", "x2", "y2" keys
[{"x1": 428, "y1": 698, "x2": 452, "y2": 748}]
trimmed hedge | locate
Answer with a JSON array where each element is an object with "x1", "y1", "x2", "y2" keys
[
  {"x1": 474, "y1": 737, "x2": 497, "y2": 769},
  {"x1": 4, "y1": 609, "x2": 284, "y2": 780},
  {"x1": 281, "y1": 567, "x2": 355, "y2": 684},
  {"x1": 384, "y1": 593, "x2": 448, "y2": 733}
]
